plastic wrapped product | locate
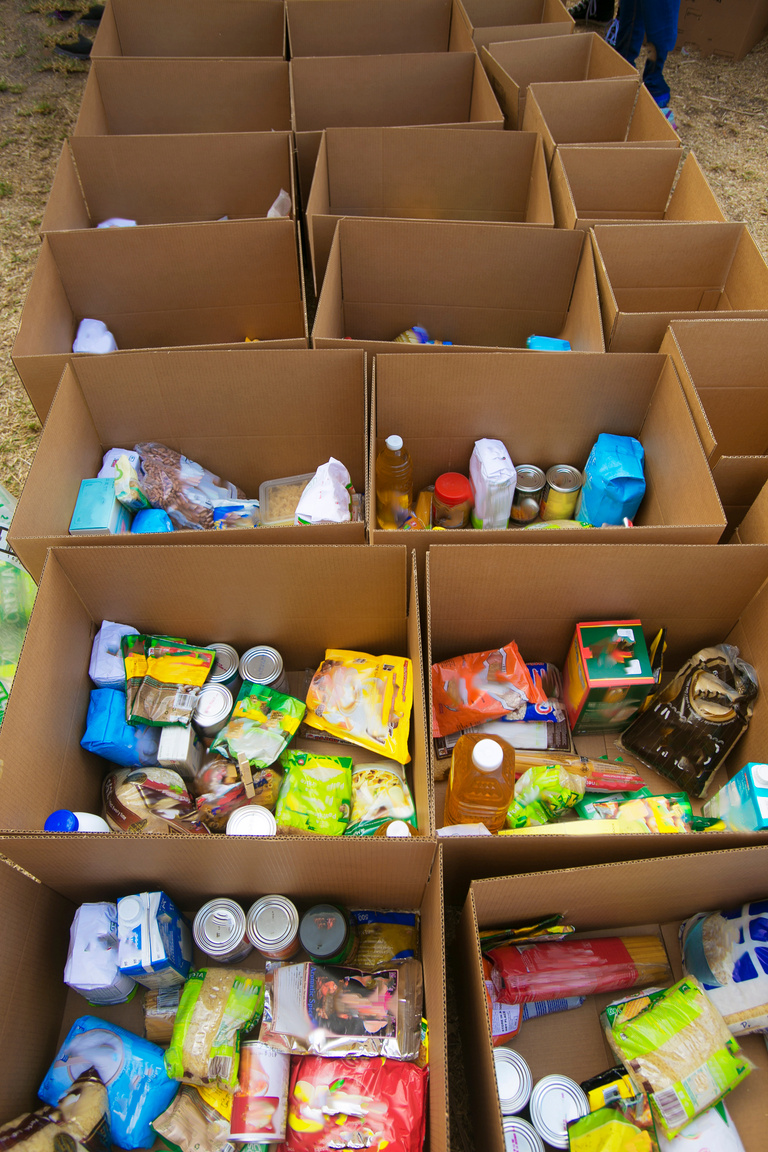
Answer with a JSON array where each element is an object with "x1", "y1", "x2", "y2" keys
[
  {"x1": 145, "y1": 987, "x2": 182, "y2": 1046},
  {"x1": 267, "y1": 189, "x2": 292, "y2": 218},
  {"x1": 211, "y1": 500, "x2": 260, "y2": 530},
  {"x1": 681, "y1": 901, "x2": 768, "y2": 1034},
  {"x1": 152, "y1": 1086, "x2": 233, "y2": 1152},
  {"x1": 345, "y1": 761, "x2": 417, "y2": 836},
  {"x1": 469, "y1": 438, "x2": 516, "y2": 530},
  {"x1": 211, "y1": 682, "x2": 305, "y2": 776},
  {"x1": 123, "y1": 639, "x2": 215, "y2": 728},
  {"x1": 431, "y1": 642, "x2": 547, "y2": 738},
  {"x1": 351, "y1": 911, "x2": 419, "y2": 968},
  {"x1": 114, "y1": 454, "x2": 151, "y2": 512},
  {"x1": 135, "y1": 442, "x2": 244, "y2": 531},
  {"x1": 103, "y1": 767, "x2": 209, "y2": 835},
  {"x1": 64, "y1": 902, "x2": 137, "y2": 1005},
  {"x1": 656, "y1": 1102, "x2": 745, "y2": 1151},
  {"x1": 275, "y1": 750, "x2": 352, "y2": 835},
  {"x1": 89, "y1": 622, "x2": 139, "y2": 689},
  {"x1": 566, "y1": 1097, "x2": 659, "y2": 1151},
  {"x1": 505, "y1": 764, "x2": 585, "y2": 829},
  {"x1": 1, "y1": 1069, "x2": 111, "y2": 1152},
  {"x1": 284, "y1": 1056, "x2": 428, "y2": 1152},
  {"x1": 72, "y1": 319, "x2": 118, "y2": 354},
  {"x1": 81, "y1": 689, "x2": 161, "y2": 767},
  {"x1": 294, "y1": 458, "x2": 353, "y2": 525},
  {"x1": 576, "y1": 434, "x2": 646, "y2": 527},
  {"x1": 39, "y1": 1016, "x2": 179, "y2": 1150}
]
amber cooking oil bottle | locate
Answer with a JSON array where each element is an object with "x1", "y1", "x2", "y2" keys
[{"x1": 444, "y1": 733, "x2": 515, "y2": 832}]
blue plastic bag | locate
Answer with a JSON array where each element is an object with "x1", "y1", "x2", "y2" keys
[
  {"x1": 39, "y1": 1016, "x2": 180, "y2": 1149},
  {"x1": 576, "y1": 434, "x2": 646, "y2": 527},
  {"x1": 81, "y1": 689, "x2": 161, "y2": 767}
]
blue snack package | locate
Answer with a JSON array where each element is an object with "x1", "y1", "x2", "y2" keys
[
  {"x1": 81, "y1": 688, "x2": 161, "y2": 767},
  {"x1": 39, "y1": 1015, "x2": 180, "y2": 1149},
  {"x1": 131, "y1": 508, "x2": 174, "y2": 533},
  {"x1": 576, "y1": 434, "x2": 646, "y2": 527}
]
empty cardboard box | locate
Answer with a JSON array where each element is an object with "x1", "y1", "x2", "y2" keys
[
  {"x1": 592, "y1": 222, "x2": 768, "y2": 353},
  {"x1": 91, "y1": 0, "x2": 286, "y2": 58},
  {"x1": 551, "y1": 147, "x2": 724, "y2": 230},
  {"x1": 287, "y1": 0, "x2": 473, "y2": 56},
  {"x1": 307, "y1": 127, "x2": 552, "y2": 292},
  {"x1": 426, "y1": 542, "x2": 768, "y2": 899},
  {"x1": 458, "y1": 0, "x2": 574, "y2": 51},
  {"x1": 522, "y1": 76, "x2": 680, "y2": 169},
  {"x1": 661, "y1": 318, "x2": 768, "y2": 528},
  {"x1": 677, "y1": 0, "x2": 768, "y2": 59},
  {"x1": 290, "y1": 52, "x2": 503, "y2": 204},
  {"x1": 75, "y1": 58, "x2": 292, "y2": 136},
  {"x1": 458, "y1": 846, "x2": 768, "y2": 1152},
  {"x1": 10, "y1": 348, "x2": 368, "y2": 581},
  {"x1": 12, "y1": 219, "x2": 307, "y2": 421},
  {"x1": 481, "y1": 31, "x2": 636, "y2": 129},
  {"x1": 41, "y1": 133, "x2": 295, "y2": 234}
]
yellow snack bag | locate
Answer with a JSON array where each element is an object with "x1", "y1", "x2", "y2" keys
[{"x1": 304, "y1": 650, "x2": 413, "y2": 764}]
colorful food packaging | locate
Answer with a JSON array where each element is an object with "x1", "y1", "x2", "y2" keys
[
  {"x1": 103, "y1": 767, "x2": 209, "y2": 835},
  {"x1": 152, "y1": 1085, "x2": 233, "y2": 1152},
  {"x1": 114, "y1": 453, "x2": 150, "y2": 512},
  {"x1": 351, "y1": 911, "x2": 419, "y2": 968},
  {"x1": 144, "y1": 986, "x2": 181, "y2": 1046},
  {"x1": 64, "y1": 902, "x2": 137, "y2": 1005},
  {"x1": 123, "y1": 638, "x2": 215, "y2": 727},
  {"x1": 135, "y1": 442, "x2": 244, "y2": 531},
  {"x1": 81, "y1": 689, "x2": 161, "y2": 767},
  {"x1": 2, "y1": 1070, "x2": 111, "y2": 1152},
  {"x1": 164, "y1": 968, "x2": 265, "y2": 1091},
  {"x1": 505, "y1": 764, "x2": 585, "y2": 828},
  {"x1": 89, "y1": 621, "x2": 139, "y2": 689},
  {"x1": 567, "y1": 1097, "x2": 659, "y2": 1151},
  {"x1": 656, "y1": 1103, "x2": 745, "y2": 1151},
  {"x1": 585, "y1": 794, "x2": 692, "y2": 833},
  {"x1": 275, "y1": 750, "x2": 353, "y2": 835},
  {"x1": 304, "y1": 650, "x2": 412, "y2": 764},
  {"x1": 575, "y1": 433, "x2": 646, "y2": 528},
  {"x1": 211, "y1": 682, "x2": 305, "y2": 772},
  {"x1": 681, "y1": 901, "x2": 768, "y2": 1034},
  {"x1": 431, "y1": 642, "x2": 547, "y2": 737},
  {"x1": 346, "y1": 761, "x2": 417, "y2": 836},
  {"x1": 193, "y1": 755, "x2": 282, "y2": 830}
]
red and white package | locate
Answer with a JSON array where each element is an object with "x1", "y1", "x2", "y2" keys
[{"x1": 431, "y1": 642, "x2": 547, "y2": 737}]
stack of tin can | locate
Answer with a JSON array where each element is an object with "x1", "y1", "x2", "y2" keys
[{"x1": 493, "y1": 1048, "x2": 589, "y2": 1151}]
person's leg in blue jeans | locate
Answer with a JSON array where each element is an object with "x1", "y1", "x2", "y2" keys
[{"x1": 614, "y1": 0, "x2": 681, "y2": 109}]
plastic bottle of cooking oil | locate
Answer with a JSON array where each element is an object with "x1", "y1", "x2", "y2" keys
[
  {"x1": 444, "y1": 733, "x2": 515, "y2": 832},
  {"x1": 376, "y1": 435, "x2": 413, "y2": 529}
]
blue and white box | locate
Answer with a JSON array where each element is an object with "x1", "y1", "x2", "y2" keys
[
  {"x1": 703, "y1": 761, "x2": 768, "y2": 831},
  {"x1": 70, "y1": 477, "x2": 133, "y2": 535},
  {"x1": 118, "y1": 891, "x2": 192, "y2": 990}
]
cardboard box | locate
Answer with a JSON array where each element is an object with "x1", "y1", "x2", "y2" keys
[
  {"x1": 0, "y1": 839, "x2": 447, "y2": 1152},
  {"x1": 290, "y1": 52, "x2": 503, "y2": 205},
  {"x1": 313, "y1": 219, "x2": 604, "y2": 378},
  {"x1": 41, "y1": 134, "x2": 295, "y2": 234},
  {"x1": 91, "y1": 0, "x2": 286, "y2": 58},
  {"x1": 661, "y1": 319, "x2": 768, "y2": 532},
  {"x1": 0, "y1": 544, "x2": 431, "y2": 836},
  {"x1": 457, "y1": 846, "x2": 768, "y2": 1152},
  {"x1": 593, "y1": 222, "x2": 768, "y2": 353},
  {"x1": 458, "y1": 0, "x2": 574, "y2": 51},
  {"x1": 287, "y1": 0, "x2": 473, "y2": 56},
  {"x1": 551, "y1": 147, "x2": 725, "y2": 230},
  {"x1": 732, "y1": 478, "x2": 768, "y2": 545},
  {"x1": 480, "y1": 32, "x2": 636, "y2": 129},
  {"x1": 522, "y1": 76, "x2": 680, "y2": 170},
  {"x1": 306, "y1": 127, "x2": 552, "y2": 292},
  {"x1": 12, "y1": 219, "x2": 307, "y2": 422},
  {"x1": 677, "y1": 0, "x2": 768, "y2": 59},
  {"x1": 75, "y1": 58, "x2": 291, "y2": 136},
  {"x1": 9, "y1": 349, "x2": 368, "y2": 582},
  {"x1": 426, "y1": 542, "x2": 768, "y2": 900},
  {"x1": 368, "y1": 352, "x2": 727, "y2": 586}
]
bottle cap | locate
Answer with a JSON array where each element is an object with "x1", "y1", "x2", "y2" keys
[
  {"x1": 44, "y1": 809, "x2": 78, "y2": 832},
  {"x1": 472, "y1": 739, "x2": 504, "y2": 772},
  {"x1": 751, "y1": 763, "x2": 768, "y2": 786},
  {"x1": 386, "y1": 435, "x2": 403, "y2": 451},
  {"x1": 386, "y1": 820, "x2": 413, "y2": 837},
  {"x1": 435, "y1": 472, "x2": 473, "y2": 507}
]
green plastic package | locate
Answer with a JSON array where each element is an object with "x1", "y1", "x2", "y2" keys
[
  {"x1": 275, "y1": 749, "x2": 352, "y2": 835},
  {"x1": 165, "y1": 968, "x2": 265, "y2": 1091},
  {"x1": 506, "y1": 764, "x2": 584, "y2": 828},
  {"x1": 211, "y1": 682, "x2": 305, "y2": 770}
]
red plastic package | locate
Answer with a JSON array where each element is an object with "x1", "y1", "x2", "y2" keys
[
  {"x1": 284, "y1": 1056, "x2": 428, "y2": 1152},
  {"x1": 431, "y1": 642, "x2": 547, "y2": 737}
]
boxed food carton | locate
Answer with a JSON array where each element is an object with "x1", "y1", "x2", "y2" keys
[{"x1": 562, "y1": 620, "x2": 655, "y2": 734}]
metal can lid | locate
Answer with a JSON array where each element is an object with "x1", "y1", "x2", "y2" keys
[
  {"x1": 240, "y1": 647, "x2": 284, "y2": 685},
  {"x1": 501, "y1": 1117, "x2": 545, "y2": 1152},
  {"x1": 545, "y1": 465, "x2": 583, "y2": 494},
  {"x1": 299, "y1": 904, "x2": 348, "y2": 957},
  {"x1": 227, "y1": 806, "x2": 277, "y2": 837},
  {"x1": 494, "y1": 1048, "x2": 532, "y2": 1114},
  {"x1": 514, "y1": 465, "x2": 546, "y2": 493},
  {"x1": 194, "y1": 899, "x2": 246, "y2": 954},
  {"x1": 194, "y1": 683, "x2": 234, "y2": 726},
  {"x1": 247, "y1": 895, "x2": 299, "y2": 949},
  {"x1": 530, "y1": 1075, "x2": 589, "y2": 1148},
  {"x1": 205, "y1": 643, "x2": 240, "y2": 683}
]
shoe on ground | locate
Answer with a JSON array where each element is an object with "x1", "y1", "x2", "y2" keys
[
  {"x1": 78, "y1": 4, "x2": 104, "y2": 26},
  {"x1": 660, "y1": 106, "x2": 679, "y2": 131},
  {"x1": 569, "y1": 0, "x2": 615, "y2": 21},
  {"x1": 53, "y1": 31, "x2": 92, "y2": 57}
]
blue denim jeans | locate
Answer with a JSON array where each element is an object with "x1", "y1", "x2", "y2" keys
[{"x1": 615, "y1": 0, "x2": 681, "y2": 107}]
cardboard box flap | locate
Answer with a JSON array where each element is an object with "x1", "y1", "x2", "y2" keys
[
  {"x1": 42, "y1": 144, "x2": 92, "y2": 233},
  {"x1": 725, "y1": 226, "x2": 768, "y2": 308},
  {"x1": 287, "y1": 0, "x2": 452, "y2": 56},
  {"x1": 553, "y1": 146, "x2": 680, "y2": 218},
  {"x1": 626, "y1": 82, "x2": 682, "y2": 143},
  {"x1": 664, "y1": 149, "x2": 725, "y2": 222},
  {"x1": 94, "y1": 0, "x2": 285, "y2": 58},
  {"x1": 732, "y1": 477, "x2": 768, "y2": 545},
  {"x1": 592, "y1": 221, "x2": 746, "y2": 293},
  {"x1": 524, "y1": 76, "x2": 640, "y2": 144}
]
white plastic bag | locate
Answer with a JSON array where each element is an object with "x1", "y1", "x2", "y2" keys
[
  {"x1": 97, "y1": 218, "x2": 137, "y2": 228},
  {"x1": 89, "y1": 620, "x2": 138, "y2": 689},
  {"x1": 267, "y1": 189, "x2": 292, "y2": 219},
  {"x1": 294, "y1": 457, "x2": 352, "y2": 525},
  {"x1": 469, "y1": 439, "x2": 516, "y2": 529},
  {"x1": 73, "y1": 319, "x2": 118, "y2": 354}
]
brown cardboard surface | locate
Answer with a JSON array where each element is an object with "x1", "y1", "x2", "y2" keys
[
  {"x1": 313, "y1": 218, "x2": 604, "y2": 370},
  {"x1": 0, "y1": 544, "x2": 433, "y2": 836},
  {"x1": 677, "y1": 0, "x2": 768, "y2": 59},
  {"x1": 9, "y1": 349, "x2": 368, "y2": 581},
  {"x1": 522, "y1": 77, "x2": 679, "y2": 170},
  {"x1": 481, "y1": 32, "x2": 636, "y2": 129},
  {"x1": 91, "y1": 0, "x2": 286, "y2": 57},
  {"x1": 732, "y1": 478, "x2": 768, "y2": 545},
  {"x1": 551, "y1": 147, "x2": 724, "y2": 230},
  {"x1": 425, "y1": 542, "x2": 768, "y2": 900},
  {"x1": 459, "y1": 847, "x2": 768, "y2": 1152},
  {"x1": 593, "y1": 223, "x2": 768, "y2": 353},
  {"x1": 41, "y1": 134, "x2": 295, "y2": 234},
  {"x1": 307, "y1": 127, "x2": 552, "y2": 292},
  {"x1": 75, "y1": 58, "x2": 291, "y2": 136},
  {"x1": 12, "y1": 219, "x2": 307, "y2": 421},
  {"x1": 460, "y1": 0, "x2": 574, "y2": 51},
  {"x1": 0, "y1": 845, "x2": 448, "y2": 1152},
  {"x1": 287, "y1": 0, "x2": 470, "y2": 56},
  {"x1": 290, "y1": 52, "x2": 503, "y2": 204}
]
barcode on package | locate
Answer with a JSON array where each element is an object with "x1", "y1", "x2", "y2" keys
[
  {"x1": 653, "y1": 1087, "x2": 687, "y2": 1129},
  {"x1": 156, "y1": 988, "x2": 181, "y2": 1010},
  {"x1": 173, "y1": 690, "x2": 195, "y2": 713}
]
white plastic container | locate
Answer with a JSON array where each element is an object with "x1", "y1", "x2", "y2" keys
[
  {"x1": 45, "y1": 810, "x2": 111, "y2": 832},
  {"x1": 64, "y1": 902, "x2": 137, "y2": 1004},
  {"x1": 470, "y1": 439, "x2": 516, "y2": 529}
]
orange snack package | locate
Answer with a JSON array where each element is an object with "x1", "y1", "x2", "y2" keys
[{"x1": 431, "y1": 642, "x2": 547, "y2": 737}]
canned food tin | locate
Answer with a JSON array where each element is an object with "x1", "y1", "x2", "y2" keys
[
  {"x1": 494, "y1": 1048, "x2": 532, "y2": 1115},
  {"x1": 193, "y1": 899, "x2": 252, "y2": 963},
  {"x1": 299, "y1": 903, "x2": 358, "y2": 965},
  {"x1": 230, "y1": 1041, "x2": 290, "y2": 1143},
  {"x1": 540, "y1": 466, "x2": 583, "y2": 523},
  {"x1": 247, "y1": 895, "x2": 301, "y2": 960},
  {"x1": 529, "y1": 1075, "x2": 589, "y2": 1149},
  {"x1": 226, "y1": 805, "x2": 278, "y2": 837},
  {"x1": 239, "y1": 646, "x2": 290, "y2": 694},
  {"x1": 502, "y1": 1117, "x2": 545, "y2": 1152},
  {"x1": 192, "y1": 683, "x2": 234, "y2": 739},
  {"x1": 205, "y1": 643, "x2": 241, "y2": 688},
  {"x1": 510, "y1": 465, "x2": 546, "y2": 525}
]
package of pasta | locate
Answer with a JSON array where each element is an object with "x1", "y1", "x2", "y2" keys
[
  {"x1": 152, "y1": 1085, "x2": 233, "y2": 1152},
  {"x1": 505, "y1": 764, "x2": 585, "y2": 829},
  {"x1": 275, "y1": 750, "x2": 352, "y2": 835},
  {"x1": 432, "y1": 642, "x2": 548, "y2": 737},
  {"x1": 681, "y1": 901, "x2": 768, "y2": 1034},
  {"x1": 487, "y1": 935, "x2": 671, "y2": 1004},
  {"x1": 351, "y1": 911, "x2": 419, "y2": 968},
  {"x1": 145, "y1": 987, "x2": 182, "y2": 1045},
  {"x1": 304, "y1": 650, "x2": 413, "y2": 763},
  {"x1": 259, "y1": 958, "x2": 422, "y2": 1061},
  {"x1": 211, "y1": 682, "x2": 305, "y2": 772},
  {"x1": 605, "y1": 977, "x2": 753, "y2": 1139},
  {"x1": 164, "y1": 968, "x2": 265, "y2": 1091},
  {"x1": 567, "y1": 1097, "x2": 660, "y2": 1152},
  {"x1": 346, "y1": 761, "x2": 417, "y2": 836},
  {"x1": 1, "y1": 1069, "x2": 111, "y2": 1152}
]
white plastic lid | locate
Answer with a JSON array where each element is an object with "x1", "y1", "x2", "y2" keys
[
  {"x1": 386, "y1": 435, "x2": 403, "y2": 451},
  {"x1": 386, "y1": 820, "x2": 412, "y2": 837},
  {"x1": 472, "y1": 739, "x2": 504, "y2": 772},
  {"x1": 751, "y1": 763, "x2": 768, "y2": 786}
]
